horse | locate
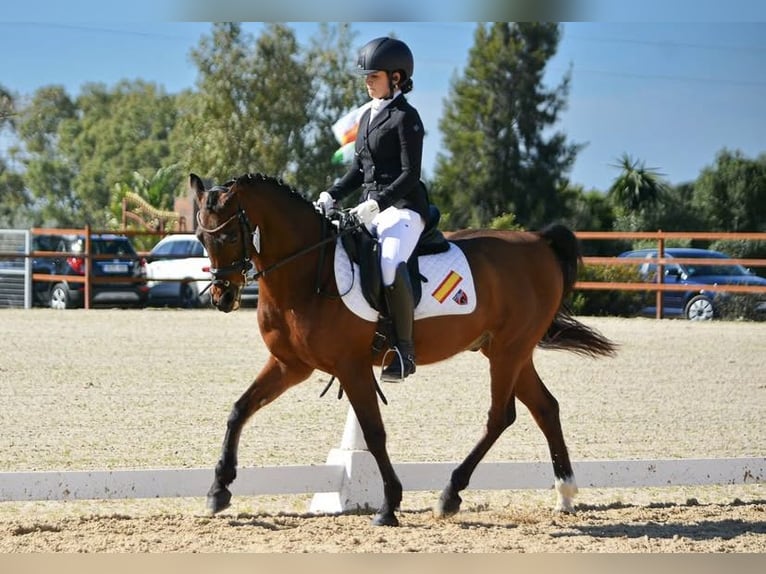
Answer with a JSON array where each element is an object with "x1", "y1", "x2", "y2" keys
[{"x1": 191, "y1": 172, "x2": 617, "y2": 527}]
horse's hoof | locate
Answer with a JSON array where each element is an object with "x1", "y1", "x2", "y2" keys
[
  {"x1": 434, "y1": 491, "x2": 462, "y2": 519},
  {"x1": 371, "y1": 512, "x2": 399, "y2": 527},
  {"x1": 554, "y1": 501, "x2": 576, "y2": 514},
  {"x1": 206, "y1": 487, "x2": 232, "y2": 515}
]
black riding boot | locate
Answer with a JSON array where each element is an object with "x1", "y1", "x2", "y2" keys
[{"x1": 381, "y1": 262, "x2": 416, "y2": 383}]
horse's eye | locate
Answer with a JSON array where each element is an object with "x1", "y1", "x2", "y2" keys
[{"x1": 214, "y1": 233, "x2": 238, "y2": 245}]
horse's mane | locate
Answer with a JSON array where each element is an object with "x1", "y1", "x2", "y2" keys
[
  {"x1": 233, "y1": 173, "x2": 312, "y2": 206},
  {"x1": 232, "y1": 172, "x2": 336, "y2": 233}
]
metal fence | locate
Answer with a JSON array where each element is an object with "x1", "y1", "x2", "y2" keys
[{"x1": 0, "y1": 229, "x2": 31, "y2": 309}]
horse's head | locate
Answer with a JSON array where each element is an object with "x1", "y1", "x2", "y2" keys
[{"x1": 191, "y1": 173, "x2": 252, "y2": 313}]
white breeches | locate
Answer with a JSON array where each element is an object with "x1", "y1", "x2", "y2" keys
[{"x1": 369, "y1": 206, "x2": 425, "y2": 286}]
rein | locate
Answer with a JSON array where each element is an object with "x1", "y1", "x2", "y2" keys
[
  {"x1": 198, "y1": 202, "x2": 386, "y2": 404},
  {"x1": 196, "y1": 207, "x2": 361, "y2": 289}
]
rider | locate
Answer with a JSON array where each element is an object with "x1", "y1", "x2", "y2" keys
[{"x1": 316, "y1": 36, "x2": 428, "y2": 382}]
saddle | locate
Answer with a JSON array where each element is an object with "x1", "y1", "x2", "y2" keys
[{"x1": 339, "y1": 203, "x2": 450, "y2": 314}]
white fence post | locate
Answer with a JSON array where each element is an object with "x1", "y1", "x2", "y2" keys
[{"x1": 309, "y1": 406, "x2": 384, "y2": 513}]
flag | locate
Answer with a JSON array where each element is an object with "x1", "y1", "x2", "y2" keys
[
  {"x1": 431, "y1": 270, "x2": 463, "y2": 304},
  {"x1": 331, "y1": 101, "x2": 371, "y2": 145},
  {"x1": 331, "y1": 141, "x2": 355, "y2": 166},
  {"x1": 330, "y1": 102, "x2": 371, "y2": 165}
]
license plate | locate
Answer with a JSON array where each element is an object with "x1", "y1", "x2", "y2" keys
[{"x1": 103, "y1": 263, "x2": 128, "y2": 273}]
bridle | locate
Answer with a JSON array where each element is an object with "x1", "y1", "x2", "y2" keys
[
  {"x1": 196, "y1": 198, "x2": 362, "y2": 294},
  {"x1": 196, "y1": 207, "x2": 254, "y2": 289}
]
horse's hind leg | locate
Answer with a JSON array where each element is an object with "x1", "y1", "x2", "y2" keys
[
  {"x1": 207, "y1": 355, "x2": 312, "y2": 514},
  {"x1": 435, "y1": 351, "x2": 521, "y2": 519},
  {"x1": 515, "y1": 362, "x2": 578, "y2": 512}
]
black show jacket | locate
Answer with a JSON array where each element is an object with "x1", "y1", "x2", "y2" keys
[{"x1": 327, "y1": 94, "x2": 429, "y2": 221}]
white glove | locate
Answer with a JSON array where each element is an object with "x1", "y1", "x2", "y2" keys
[
  {"x1": 315, "y1": 191, "x2": 336, "y2": 215},
  {"x1": 351, "y1": 199, "x2": 380, "y2": 225}
]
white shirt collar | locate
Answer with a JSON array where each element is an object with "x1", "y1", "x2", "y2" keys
[{"x1": 369, "y1": 90, "x2": 402, "y2": 119}]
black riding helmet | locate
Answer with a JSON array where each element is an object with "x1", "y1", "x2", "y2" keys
[{"x1": 356, "y1": 37, "x2": 414, "y2": 93}]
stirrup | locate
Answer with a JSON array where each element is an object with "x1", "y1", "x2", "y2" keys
[{"x1": 380, "y1": 347, "x2": 416, "y2": 383}]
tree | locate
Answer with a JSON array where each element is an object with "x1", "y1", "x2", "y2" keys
[
  {"x1": 431, "y1": 23, "x2": 581, "y2": 230},
  {"x1": 14, "y1": 86, "x2": 79, "y2": 225},
  {"x1": 608, "y1": 153, "x2": 667, "y2": 214},
  {"x1": 68, "y1": 81, "x2": 179, "y2": 226},
  {"x1": 0, "y1": 85, "x2": 29, "y2": 226},
  {"x1": 649, "y1": 181, "x2": 706, "y2": 235},
  {"x1": 692, "y1": 149, "x2": 766, "y2": 232},
  {"x1": 296, "y1": 23, "x2": 363, "y2": 197},
  {"x1": 17, "y1": 82, "x2": 179, "y2": 227},
  {"x1": 181, "y1": 23, "x2": 313, "y2": 185},
  {"x1": 566, "y1": 186, "x2": 615, "y2": 232},
  {"x1": 0, "y1": 160, "x2": 27, "y2": 227}
]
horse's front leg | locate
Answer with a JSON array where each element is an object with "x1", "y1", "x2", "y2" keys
[
  {"x1": 338, "y1": 364, "x2": 402, "y2": 526},
  {"x1": 207, "y1": 355, "x2": 312, "y2": 514}
]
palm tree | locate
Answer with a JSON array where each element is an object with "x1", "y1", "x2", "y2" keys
[{"x1": 608, "y1": 153, "x2": 667, "y2": 212}]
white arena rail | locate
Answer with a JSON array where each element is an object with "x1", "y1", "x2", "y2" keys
[{"x1": 0, "y1": 410, "x2": 763, "y2": 512}]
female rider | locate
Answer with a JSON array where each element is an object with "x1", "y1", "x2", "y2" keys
[{"x1": 316, "y1": 37, "x2": 428, "y2": 382}]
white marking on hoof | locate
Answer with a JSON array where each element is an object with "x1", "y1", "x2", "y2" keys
[{"x1": 554, "y1": 476, "x2": 578, "y2": 513}]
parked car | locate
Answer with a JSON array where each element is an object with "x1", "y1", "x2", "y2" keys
[
  {"x1": 145, "y1": 234, "x2": 211, "y2": 308},
  {"x1": 145, "y1": 234, "x2": 258, "y2": 308},
  {"x1": 618, "y1": 247, "x2": 766, "y2": 320},
  {"x1": 32, "y1": 234, "x2": 148, "y2": 309}
]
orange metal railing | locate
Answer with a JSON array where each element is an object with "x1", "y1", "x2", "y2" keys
[
  {"x1": 3, "y1": 228, "x2": 765, "y2": 315},
  {"x1": 575, "y1": 230, "x2": 766, "y2": 319}
]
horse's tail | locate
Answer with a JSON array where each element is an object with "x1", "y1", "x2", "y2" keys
[
  {"x1": 538, "y1": 222, "x2": 579, "y2": 298},
  {"x1": 539, "y1": 308, "x2": 618, "y2": 357},
  {"x1": 537, "y1": 223, "x2": 618, "y2": 358}
]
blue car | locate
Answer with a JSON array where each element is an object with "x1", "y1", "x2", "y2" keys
[{"x1": 618, "y1": 247, "x2": 766, "y2": 320}]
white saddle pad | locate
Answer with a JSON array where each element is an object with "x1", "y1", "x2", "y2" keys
[{"x1": 334, "y1": 240, "x2": 477, "y2": 323}]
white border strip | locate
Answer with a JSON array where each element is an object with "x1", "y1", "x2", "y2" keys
[{"x1": 0, "y1": 458, "x2": 762, "y2": 503}]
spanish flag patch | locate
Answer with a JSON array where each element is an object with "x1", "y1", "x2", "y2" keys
[{"x1": 431, "y1": 270, "x2": 463, "y2": 303}]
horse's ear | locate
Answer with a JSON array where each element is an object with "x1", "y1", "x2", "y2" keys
[{"x1": 190, "y1": 173, "x2": 206, "y2": 204}]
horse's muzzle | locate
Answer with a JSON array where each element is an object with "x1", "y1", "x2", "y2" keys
[{"x1": 211, "y1": 283, "x2": 243, "y2": 313}]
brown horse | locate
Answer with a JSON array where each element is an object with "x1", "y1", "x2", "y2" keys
[{"x1": 191, "y1": 172, "x2": 616, "y2": 527}]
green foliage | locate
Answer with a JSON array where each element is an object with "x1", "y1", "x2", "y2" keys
[
  {"x1": 488, "y1": 212, "x2": 524, "y2": 231},
  {"x1": 608, "y1": 153, "x2": 668, "y2": 214},
  {"x1": 431, "y1": 23, "x2": 582, "y2": 230},
  {"x1": 692, "y1": 149, "x2": 766, "y2": 232},
  {"x1": 647, "y1": 181, "x2": 705, "y2": 232},
  {"x1": 0, "y1": 159, "x2": 27, "y2": 227},
  {"x1": 294, "y1": 23, "x2": 364, "y2": 197},
  {"x1": 180, "y1": 23, "x2": 313, "y2": 185},
  {"x1": 717, "y1": 294, "x2": 766, "y2": 322},
  {"x1": 110, "y1": 164, "x2": 183, "y2": 222},
  {"x1": 16, "y1": 81, "x2": 178, "y2": 227},
  {"x1": 0, "y1": 85, "x2": 16, "y2": 129},
  {"x1": 564, "y1": 187, "x2": 615, "y2": 233},
  {"x1": 2, "y1": 23, "x2": 766, "y2": 245},
  {"x1": 570, "y1": 263, "x2": 645, "y2": 317}
]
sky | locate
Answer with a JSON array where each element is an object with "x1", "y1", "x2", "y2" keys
[{"x1": 1, "y1": 5, "x2": 766, "y2": 192}]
